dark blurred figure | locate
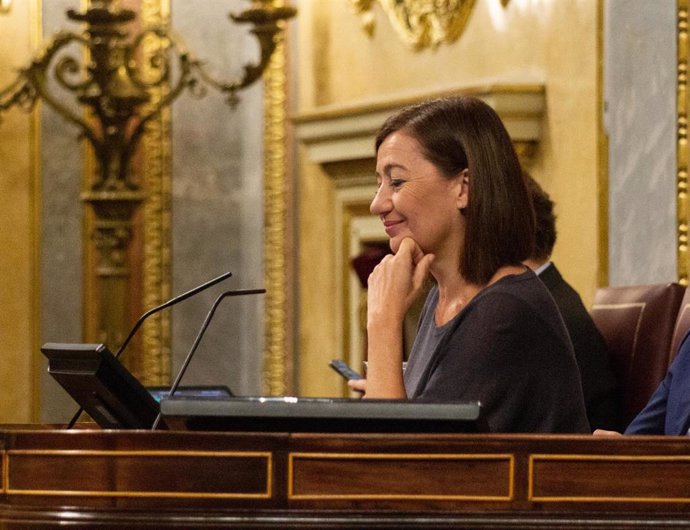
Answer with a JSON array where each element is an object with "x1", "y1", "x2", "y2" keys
[{"x1": 523, "y1": 174, "x2": 621, "y2": 431}]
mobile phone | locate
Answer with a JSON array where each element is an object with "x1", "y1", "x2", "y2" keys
[{"x1": 329, "y1": 359, "x2": 363, "y2": 380}]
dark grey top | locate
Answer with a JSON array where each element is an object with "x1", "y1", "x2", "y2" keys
[
  {"x1": 537, "y1": 263, "x2": 621, "y2": 430},
  {"x1": 403, "y1": 269, "x2": 590, "y2": 434}
]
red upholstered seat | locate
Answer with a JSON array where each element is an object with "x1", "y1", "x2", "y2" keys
[{"x1": 590, "y1": 283, "x2": 685, "y2": 426}]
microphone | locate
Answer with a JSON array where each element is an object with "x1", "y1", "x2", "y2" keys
[
  {"x1": 151, "y1": 288, "x2": 266, "y2": 430},
  {"x1": 114, "y1": 271, "x2": 233, "y2": 360},
  {"x1": 66, "y1": 271, "x2": 233, "y2": 429}
]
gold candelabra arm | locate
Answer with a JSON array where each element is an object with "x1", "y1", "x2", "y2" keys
[
  {"x1": 0, "y1": 74, "x2": 36, "y2": 116},
  {"x1": 22, "y1": 31, "x2": 104, "y2": 152},
  {"x1": 193, "y1": 1, "x2": 296, "y2": 106},
  {"x1": 0, "y1": 31, "x2": 101, "y2": 154}
]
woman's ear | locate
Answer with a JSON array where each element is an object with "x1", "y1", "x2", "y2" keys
[{"x1": 456, "y1": 168, "x2": 470, "y2": 210}]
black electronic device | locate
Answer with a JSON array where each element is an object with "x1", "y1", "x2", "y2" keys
[
  {"x1": 329, "y1": 359, "x2": 363, "y2": 380},
  {"x1": 147, "y1": 385, "x2": 234, "y2": 403},
  {"x1": 41, "y1": 342, "x2": 487, "y2": 434},
  {"x1": 41, "y1": 342, "x2": 161, "y2": 429},
  {"x1": 160, "y1": 396, "x2": 486, "y2": 433},
  {"x1": 63, "y1": 271, "x2": 233, "y2": 428}
]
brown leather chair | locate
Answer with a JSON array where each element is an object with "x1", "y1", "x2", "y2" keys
[
  {"x1": 669, "y1": 287, "x2": 690, "y2": 366},
  {"x1": 590, "y1": 283, "x2": 685, "y2": 426}
]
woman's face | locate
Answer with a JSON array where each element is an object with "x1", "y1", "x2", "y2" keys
[{"x1": 371, "y1": 131, "x2": 467, "y2": 256}]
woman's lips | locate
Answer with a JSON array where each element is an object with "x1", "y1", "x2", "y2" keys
[{"x1": 383, "y1": 219, "x2": 403, "y2": 236}]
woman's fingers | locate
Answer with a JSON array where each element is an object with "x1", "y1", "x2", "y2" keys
[
  {"x1": 593, "y1": 429, "x2": 622, "y2": 437},
  {"x1": 347, "y1": 378, "x2": 367, "y2": 395}
]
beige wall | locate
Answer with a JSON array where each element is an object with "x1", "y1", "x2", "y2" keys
[
  {"x1": 295, "y1": 0, "x2": 601, "y2": 396},
  {"x1": 0, "y1": 0, "x2": 39, "y2": 422},
  {"x1": 0, "y1": 0, "x2": 605, "y2": 410}
]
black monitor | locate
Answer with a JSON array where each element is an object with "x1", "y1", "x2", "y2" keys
[
  {"x1": 41, "y1": 342, "x2": 161, "y2": 429},
  {"x1": 161, "y1": 396, "x2": 486, "y2": 433}
]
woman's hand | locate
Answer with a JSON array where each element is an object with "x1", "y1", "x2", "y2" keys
[
  {"x1": 367, "y1": 237, "x2": 434, "y2": 327},
  {"x1": 593, "y1": 429, "x2": 623, "y2": 437},
  {"x1": 347, "y1": 378, "x2": 367, "y2": 395},
  {"x1": 363, "y1": 237, "x2": 433, "y2": 399}
]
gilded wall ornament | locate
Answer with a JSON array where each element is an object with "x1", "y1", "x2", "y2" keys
[
  {"x1": 0, "y1": 0, "x2": 295, "y2": 384},
  {"x1": 350, "y1": 0, "x2": 477, "y2": 49},
  {"x1": 677, "y1": 0, "x2": 689, "y2": 284}
]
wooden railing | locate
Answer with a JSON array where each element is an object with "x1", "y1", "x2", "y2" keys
[{"x1": 1, "y1": 427, "x2": 690, "y2": 528}]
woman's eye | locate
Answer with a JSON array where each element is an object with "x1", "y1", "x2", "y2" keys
[{"x1": 390, "y1": 179, "x2": 404, "y2": 188}]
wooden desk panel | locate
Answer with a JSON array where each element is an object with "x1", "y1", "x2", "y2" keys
[
  {"x1": 1, "y1": 429, "x2": 689, "y2": 528},
  {"x1": 530, "y1": 454, "x2": 690, "y2": 502},
  {"x1": 7, "y1": 449, "x2": 272, "y2": 498},
  {"x1": 289, "y1": 452, "x2": 513, "y2": 500}
]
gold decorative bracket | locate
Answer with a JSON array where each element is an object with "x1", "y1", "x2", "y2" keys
[{"x1": 349, "y1": 0, "x2": 477, "y2": 50}]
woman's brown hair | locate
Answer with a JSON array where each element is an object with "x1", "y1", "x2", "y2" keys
[{"x1": 375, "y1": 96, "x2": 534, "y2": 284}]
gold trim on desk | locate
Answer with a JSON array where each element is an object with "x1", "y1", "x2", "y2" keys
[
  {"x1": 288, "y1": 452, "x2": 514, "y2": 501},
  {"x1": 5, "y1": 449, "x2": 273, "y2": 499},
  {"x1": 1, "y1": 450, "x2": 6, "y2": 494}
]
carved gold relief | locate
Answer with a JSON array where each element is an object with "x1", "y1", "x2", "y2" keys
[
  {"x1": 679, "y1": 0, "x2": 689, "y2": 285},
  {"x1": 140, "y1": 0, "x2": 172, "y2": 385},
  {"x1": 263, "y1": 1, "x2": 292, "y2": 395},
  {"x1": 350, "y1": 0, "x2": 477, "y2": 50}
]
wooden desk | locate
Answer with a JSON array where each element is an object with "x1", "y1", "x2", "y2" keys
[{"x1": 1, "y1": 428, "x2": 690, "y2": 528}]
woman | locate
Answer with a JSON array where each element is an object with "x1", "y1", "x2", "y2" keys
[{"x1": 356, "y1": 96, "x2": 589, "y2": 433}]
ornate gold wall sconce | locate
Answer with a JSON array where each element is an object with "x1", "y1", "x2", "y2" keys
[
  {"x1": 0, "y1": 0, "x2": 295, "y2": 356},
  {"x1": 1, "y1": 0, "x2": 295, "y2": 189}
]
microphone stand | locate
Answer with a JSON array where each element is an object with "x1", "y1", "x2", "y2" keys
[
  {"x1": 114, "y1": 271, "x2": 234, "y2": 360},
  {"x1": 66, "y1": 271, "x2": 233, "y2": 429},
  {"x1": 151, "y1": 288, "x2": 266, "y2": 430}
]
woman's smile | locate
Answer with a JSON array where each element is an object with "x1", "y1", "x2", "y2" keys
[{"x1": 382, "y1": 217, "x2": 404, "y2": 236}]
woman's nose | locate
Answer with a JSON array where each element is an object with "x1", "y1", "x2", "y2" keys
[{"x1": 370, "y1": 185, "x2": 390, "y2": 215}]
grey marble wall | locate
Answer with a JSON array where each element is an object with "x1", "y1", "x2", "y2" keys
[
  {"x1": 40, "y1": 0, "x2": 85, "y2": 423},
  {"x1": 170, "y1": 0, "x2": 264, "y2": 395},
  {"x1": 603, "y1": 0, "x2": 677, "y2": 286}
]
